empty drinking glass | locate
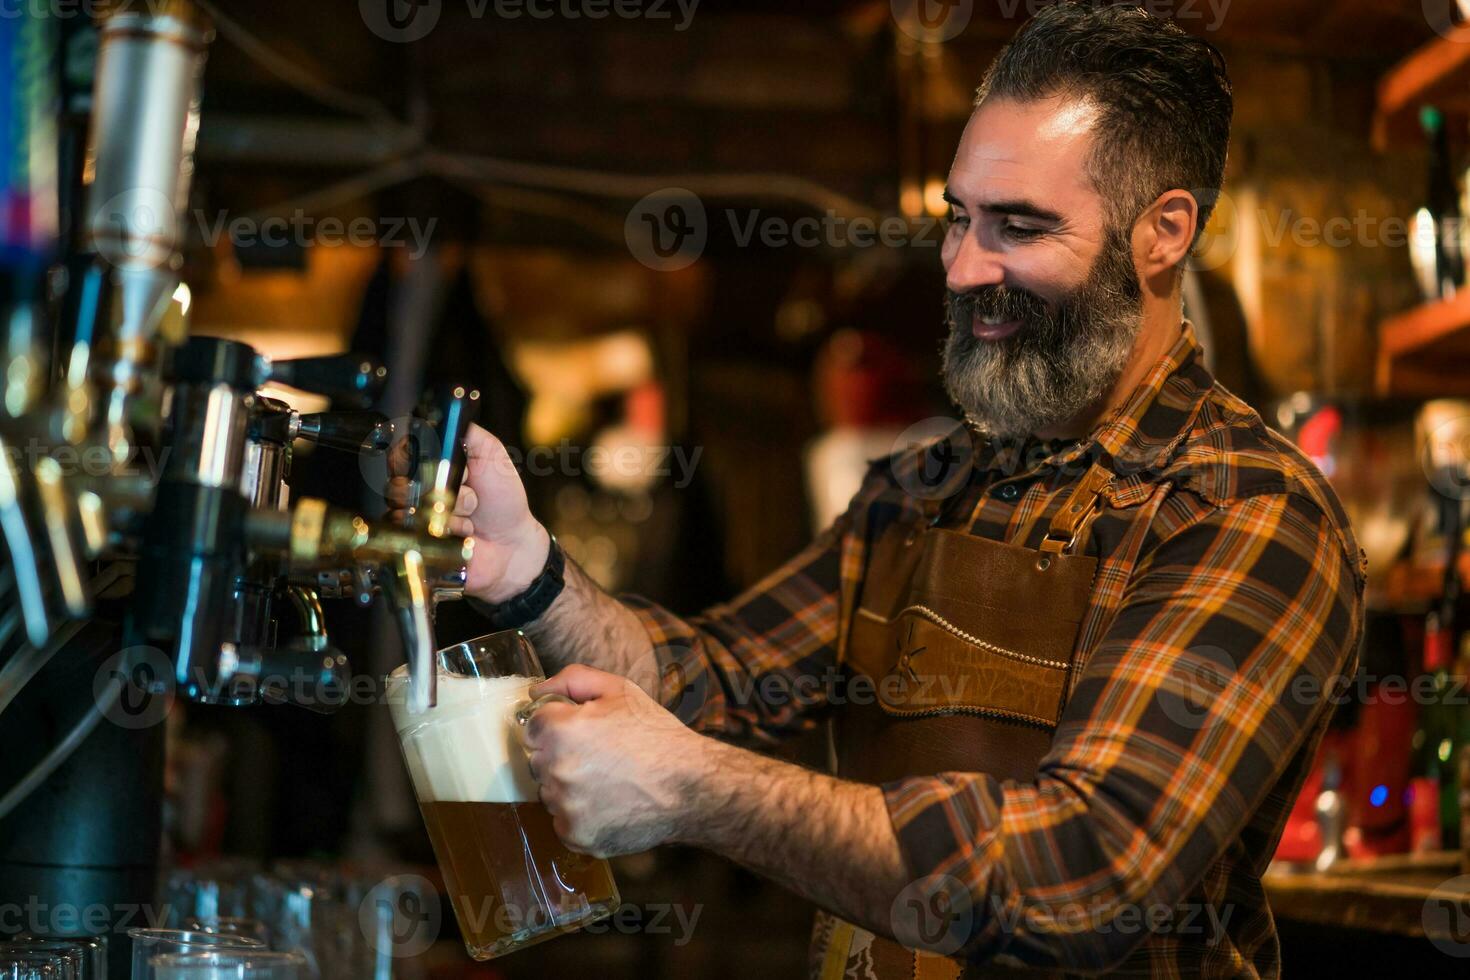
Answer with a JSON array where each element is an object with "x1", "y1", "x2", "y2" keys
[
  {"x1": 0, "y1": 952, "x2": 66, "y2": 980},
  {"x1": 149, "y1": 952, "x2": 306, "y2": 980},
  {"x1": 16, "y1": 938, "x2": 105, "y2": 980},
  {"x1": 127, "y1": 930, "x2": 265, "y2": 980},
  {"x1": 0, "y1": 943, "x2": 82, "y2": 980},
  {"x1": 178, "y1": 920, "x2": 271, "y2": 949}
]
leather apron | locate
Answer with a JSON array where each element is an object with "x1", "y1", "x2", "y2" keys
[{"x1": 810, "y1": 463, "x2": 1112, "y2": 980}]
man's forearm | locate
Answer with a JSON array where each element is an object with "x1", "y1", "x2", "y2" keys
[
  {"x1": 525, "y1": 555, "x2": 660, "y2": 697},
  {"x1": 671, "y1": 735, "x2": 909, "y2": 936}
]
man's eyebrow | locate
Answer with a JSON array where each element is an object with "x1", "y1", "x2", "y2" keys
[
  {"x1": 979, "y1": 199, "x2": 1064, "y2": 223},
  {"x1": 943, "y1": 189, "x2": 1063, "y2": 224}
]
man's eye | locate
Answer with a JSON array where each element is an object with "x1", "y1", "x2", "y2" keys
[
  {"x1": 946, "y1": 212, "x2": 969, "y2": 230},
  {"x1": 1004, "y1": 222, "x2": 1044, "y2": 241}
]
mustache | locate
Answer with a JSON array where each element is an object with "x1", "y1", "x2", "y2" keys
[{"x1": 944, "y1": 285, "x2": 1049, "y2": 331}]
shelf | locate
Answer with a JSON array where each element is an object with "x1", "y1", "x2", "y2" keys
[
  {"x1": 1374, "y1": 23, "x2": 1470, "y2": 152},
  {"x1": 1265, "y1": 851, "x2": 1467, "y2": 939},
  {"x1": 1375, "y1": 291, "x2": 1470, "y2": 397}
]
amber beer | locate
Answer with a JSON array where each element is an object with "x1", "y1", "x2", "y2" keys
[{"x1": 387, "y1": 662, "x2": 619, "y2": 959}]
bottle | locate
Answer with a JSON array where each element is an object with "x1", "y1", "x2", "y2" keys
[
  {"x1": 1410, "y1": 610, "x2": 1458, "y2": 851},
  {"x1": 1410, "y1": 106, "x2": 1465, "y2": 302}
]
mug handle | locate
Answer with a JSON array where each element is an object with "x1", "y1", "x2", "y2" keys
[{"x1": 514, "y1": 692, "x2": 576, "y2": 738}]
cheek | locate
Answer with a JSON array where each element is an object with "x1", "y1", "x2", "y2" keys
[{"x1": 1006, "y1": 247, "x2": 1088, "y2": 304}]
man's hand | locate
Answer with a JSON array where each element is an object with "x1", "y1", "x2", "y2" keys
[
  {"x1": 523, "y1": 666, "x2": 910, "y2": 940},
  {"x1": 385, "y1": 422, "x2": 549, "y2": 603},
  {"x1": 521, "y1": 664, "x2": 701, "y2": 858}
]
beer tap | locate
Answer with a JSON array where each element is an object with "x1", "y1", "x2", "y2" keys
[
  {"x1": 294, "y1": 411, "x2": 393, "y2": 454},
  {"x1": 268, "y1": 355, "x2": 387, "y2": 411},
  {"x1": 129, "y1": 334, "x2": 477, "y2": 715},
  {"x1": 0, "y1": 6, "x2": 488, "y2": 970},
  {"x1": 241, "y1": 496, "x2": 474, "y2": 714},
  {"x1": 393, "y1": 385, "x2": 479, "y2": 712}
]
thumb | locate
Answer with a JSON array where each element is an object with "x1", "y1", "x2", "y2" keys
[{"x1": 534, "y1": 664, "x2": 625, "y2": 703}]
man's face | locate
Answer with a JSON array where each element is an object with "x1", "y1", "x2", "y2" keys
[{"x1": 940, "y1": 95, "x2": 1144, "y2": 438}]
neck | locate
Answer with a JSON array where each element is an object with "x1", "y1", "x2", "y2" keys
[{"x1": 1033, "y1": 297, "x2": 1183, "y2": 441}]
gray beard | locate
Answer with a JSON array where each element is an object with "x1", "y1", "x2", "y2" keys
[{"x1": 940, "y1": 229, "x2": 1143, "y2": 439}]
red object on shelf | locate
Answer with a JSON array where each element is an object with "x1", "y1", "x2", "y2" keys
[
  {"x1": 1276, "y1": 729, "x2": 1355, "y2": 864},
  {"x1": 1345, "y1": 681, "x2": 1416, "y2": 859}
]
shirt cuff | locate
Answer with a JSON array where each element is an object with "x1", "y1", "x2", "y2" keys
[{"x1": 620, "y1": 593, "x2": 709, "y2": 726}]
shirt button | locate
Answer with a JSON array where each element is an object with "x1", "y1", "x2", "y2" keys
[{"x1": 996, "y1": 484, "x2": 1020, "y2": 501}]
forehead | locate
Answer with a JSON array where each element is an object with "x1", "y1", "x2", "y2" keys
[{"x1": 949, "y1": 95, "x2": 1104, "y2": 217}]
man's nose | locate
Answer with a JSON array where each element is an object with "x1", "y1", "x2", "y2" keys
[{"x1": 945, "y1": 231, "x2": 1005, "y2": 294}]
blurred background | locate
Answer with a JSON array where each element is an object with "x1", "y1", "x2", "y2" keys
[{"x1": 136, "y1": 0, "x2": 1470, "y2": 975}]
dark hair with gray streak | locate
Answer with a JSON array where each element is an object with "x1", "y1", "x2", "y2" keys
[{"x1": 976, "y1": 1, "x2": 1233, "y2": 252}]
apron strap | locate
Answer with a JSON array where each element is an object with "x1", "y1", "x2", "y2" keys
[{"x1": 1039, "y1": 461, "x2": 1112, "y2": 555}]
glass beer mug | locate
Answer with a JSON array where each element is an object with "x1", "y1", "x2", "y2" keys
[{"x1": 385, "y1": 630, "x2": 620, "y2": 960}]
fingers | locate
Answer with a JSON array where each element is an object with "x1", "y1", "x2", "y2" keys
[
  {"x1": 463, "y1": 423, "x2": 504, "y2": 461},
  {"x1": 464, "y1": 424, "x2": 523, "y2": 484},
  {"x1": 533, "y1": 664, "x2": 624, "y2": 703}
]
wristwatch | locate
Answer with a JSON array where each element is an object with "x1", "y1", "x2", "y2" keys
[{"x1": 467, "y1": 534, "x2": 566, "y2": 630}]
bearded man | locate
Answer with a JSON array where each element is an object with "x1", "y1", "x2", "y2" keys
[{"x1": 410, "y1": 4, "x2": 1365, "y2": 976}]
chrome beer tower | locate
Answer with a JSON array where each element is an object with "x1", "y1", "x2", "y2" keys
[{"x1": 0, "y1": 5, "x2": 474, "y2": 971}]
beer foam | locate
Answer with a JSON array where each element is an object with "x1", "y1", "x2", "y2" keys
[{"x1": 385, "y1": 668, "x2": 540, "y2": 804}]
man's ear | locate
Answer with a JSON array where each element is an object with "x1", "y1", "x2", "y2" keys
[{"x1": 1134, "y1": 189, "x2": 1199, "y2": 282}]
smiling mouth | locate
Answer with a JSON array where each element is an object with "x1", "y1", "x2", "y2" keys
[{"x1": 971, "y1": 314, "x2": 1022, "y2": 341}]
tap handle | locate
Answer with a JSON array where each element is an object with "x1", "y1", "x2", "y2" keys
[
  {"x1": 295, "y1": 411, "x2": 392, "y2": 454},
  {"x1": 269, "y1": 354, "x2": 386, "y2": 409},
  {"x1": 387, "y1": 548, "x2": 436, "y2": 712},
  {"x1": 416, "y1": 386, "x2": 480, "y2": 538}
]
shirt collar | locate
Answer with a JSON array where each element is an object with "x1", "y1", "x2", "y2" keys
[{"x1": 972, "y1": 320, "x2": 1213, "y2": 480}]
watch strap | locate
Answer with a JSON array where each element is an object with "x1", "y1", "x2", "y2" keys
[{"x1": 467, "y1": 533, "x2": 566, "y2": 630}]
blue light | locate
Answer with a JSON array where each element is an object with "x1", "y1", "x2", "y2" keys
[{"x1": 1370, "y1": 784, "x2": 1389, "y2": 808}]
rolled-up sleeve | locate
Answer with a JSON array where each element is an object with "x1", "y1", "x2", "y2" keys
[{"x1": 880, "y1": 492, "x2": 1362, "y2": 971}]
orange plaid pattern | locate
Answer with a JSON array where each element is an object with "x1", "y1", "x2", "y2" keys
[{"x1": 626, "y1": 323, "x2": 1366, "y2": 976}]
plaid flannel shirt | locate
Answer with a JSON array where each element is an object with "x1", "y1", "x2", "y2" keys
[{"x1": 625, "y1": 322, "x2": 1367, "y2": 976}]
